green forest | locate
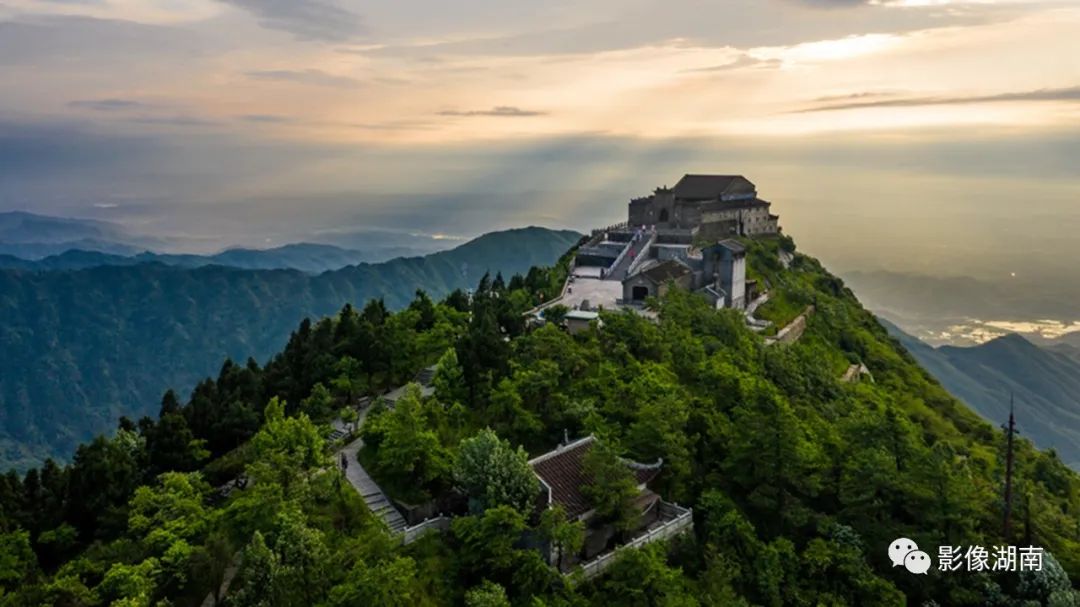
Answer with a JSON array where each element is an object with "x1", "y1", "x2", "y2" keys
[
  {"x1": 3, "y1": 235, "x2": 1080, "y2": 606},
  {"x1": 0, "y1": 227, "x2": 581, "y2": 471}
]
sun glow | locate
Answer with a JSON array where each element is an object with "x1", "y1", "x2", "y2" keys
[
  {"x1": 8, "y1": 0, "x2": 1078, "y2": 146},
  {"x1": 753, "y1": 33, "x2": 902, "y2": 64}
]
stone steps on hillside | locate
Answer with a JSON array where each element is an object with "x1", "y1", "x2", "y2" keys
[
  {"x1": 414, "y1": 365, "x2": 437, "y2": 386},
  {"x1": 337, "y1": 435, "x2": 410, "y2": 536}
]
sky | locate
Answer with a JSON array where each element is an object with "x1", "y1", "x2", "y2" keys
[{"x1": 1, "y1": 0, "x2": 1079, "y2": 278}]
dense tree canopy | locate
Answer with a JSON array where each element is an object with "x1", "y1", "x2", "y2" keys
[
  {"x1": 454, "y1": 429, "x2": 538, "y2": 515},
  {"x1": 2, "y1": 237, "x2": 1080, "y2": 606},
  {"x1": 0, "y1": 228, "x2": 584, "y2": 471}
]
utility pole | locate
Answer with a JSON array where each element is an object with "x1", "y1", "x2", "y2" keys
[{"x1": 1003, "y1": 393, "x2": 1017, "y2": 539}]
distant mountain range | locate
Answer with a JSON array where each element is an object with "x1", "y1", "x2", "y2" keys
[
  {"x1": 883, "y1": 319, "x2": 1080, "y2": 469},
  {"x1": 0, "y1": 242, "x2": 426, "y2": 274},
  {"x1": 0, "y1": 210, "x2": 170, "y2": 258},
  {"x1": 0, "y1": 226, "x2": 583, "y2": 470},
  {"x1": 0, "y1": 211, "x2": 450, "y2": 269}
]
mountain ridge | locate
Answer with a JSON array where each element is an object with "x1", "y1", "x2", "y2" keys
[
  {"x1": 0, "y1": 226, "x2": 583, "y2": 470},
  {"x1": 0, "y1": 211, "x2": 466, "y2": 267},
  {"x1": 0, "y1": 210, "x2": 132, "y2": 243},
  {"x1": 0, "y1": 241, "x2": 430, "y2": 273},
  {"x1": 5, "y1": 234, "x2": 1080, "y2": 605},
  {"x1": 882, "y1": 318, "x2": 1080, "y2": 469},
  {"x1": 0, "y1": 211, "x2": 571, "y2": 272}
]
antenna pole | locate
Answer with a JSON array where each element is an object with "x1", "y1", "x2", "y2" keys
[{"x1": 1003, "y1": 393, "x2": 1016, "y2": 539}]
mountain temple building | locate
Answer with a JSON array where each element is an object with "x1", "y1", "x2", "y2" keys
[
  {"x1": 534, "y1": 172, "x2": 779, "y2": 324},
  {"x1": 628, "y1": 174, "x2": 779, "y2": 238}
]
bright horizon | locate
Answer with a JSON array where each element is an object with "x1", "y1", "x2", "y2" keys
[{"x1": 2, "y1": 0, "x2": 1079, "y2": 279}]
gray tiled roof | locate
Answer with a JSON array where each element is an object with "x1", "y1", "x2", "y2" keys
[
  {"x1": 698, "y1": 198, "x2": 770, "y2": 212},
  {"x1": 672, "y1": 174, "x2": 754, "y2": 200},
  {"x1": 715, "y1": 239, "x2": 746, "y2": 254},
  {"x1": 530, "y1": 436, "x2": 661, "y2": 519},
  {"x1": 639, "y1": 259, "x2": 692, "y2": 283}
]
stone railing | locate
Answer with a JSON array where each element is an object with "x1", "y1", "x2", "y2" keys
[
  {"x1": 606, "y1": 239, "x2": 634, "y2": 275},
  {"x1": 401, "y1": 516, "x2": 451, "y2": 545},
  {"x1": 591, "y1": 222, "x2": 628, "y2": 238},
  {"x1": 578, "y1": 243, "x2": 623, "y2": 264},
  {"x1": 765, "y1": 305, "x2": 815, "y2": 346},
  {"x1": 622, "y1": 230, "x2": 657, "y2": 277},
  {"x1": 574, "y1": 502, "x2": 693, "y2": 581},
  {"x1": 841, "y1": 362, "x2": 873, "y2": 384},
  {"x1": 580, "y1": 241, "x2": 625, "y2": 255},
  {"x1": 521, "y1": 276, "x2": 575, "y2": 318}
]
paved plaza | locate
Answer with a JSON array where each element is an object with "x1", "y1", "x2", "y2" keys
[{"x1": 559, "y1": 276, "x2": 622, "y2": 311}]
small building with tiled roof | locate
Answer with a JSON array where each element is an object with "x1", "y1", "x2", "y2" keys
[
  {"x1": 530, "y1": 435, "x2": 661, "y2": 521},
  {"x1": 562, "y1": 310, "x2": 600, "y2": 335},
  {"x1": 621, "y1": 259, "x2": 694, "y2": 303},
  {"x1": 528, "y1": 435, "x2": 692, "y2": 575}
]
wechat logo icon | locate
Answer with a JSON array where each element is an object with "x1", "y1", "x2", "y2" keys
[{"x1": 889, "y1": 538, "x2": 931, "y2": 574}]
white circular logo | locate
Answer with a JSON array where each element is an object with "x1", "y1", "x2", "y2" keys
[
  {"x1": 888, "y1": 537, "x2": 918, "y2": 568},
  {"x1": 905, "y1": 550, "x2": 932, "y2": 575}
]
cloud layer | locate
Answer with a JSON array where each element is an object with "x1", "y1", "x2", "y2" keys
[
  {"x1": 245, "y1": 69, "x2": 360, "y2": 87},
  {"x1": 800, "y1": 86, "x2": 1080, "y2": 112},
  {"x1": 218, "y1": 0, "x2": 364, "y2": 41},
  {"x1": 437, "y1": 106, "x2": 547, "y2": 117},
  {"x1": 1, "y1": 0, "x2": 1078, "y2": 282}
]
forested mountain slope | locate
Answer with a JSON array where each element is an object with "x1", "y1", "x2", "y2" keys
[
  {"x1": 2, "y1": 235, "x2": 1079, "y2": 606},
  {"x1": 883, "y1": 321, "x2": 1080, "y2": 470},
  {"x1": 0, "y1": 227, "x2": 582, "y2": 470}
]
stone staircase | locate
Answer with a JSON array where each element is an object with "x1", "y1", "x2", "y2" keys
[
  {"x1": 363, "y1": 489, "x2": 408, "y2": 533},
  {"x1": 333, "y1": 374, "x2": 438, "y2": 536},
  {"x1": 414, "y1": 365, "x2": 437, "y2": 386},
  {"x1": 607, "y1": 229, "x2": 656, "y2": 281},
  {"x1": 339, "y1": 437, "x2": 408, "y2": 534}
]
